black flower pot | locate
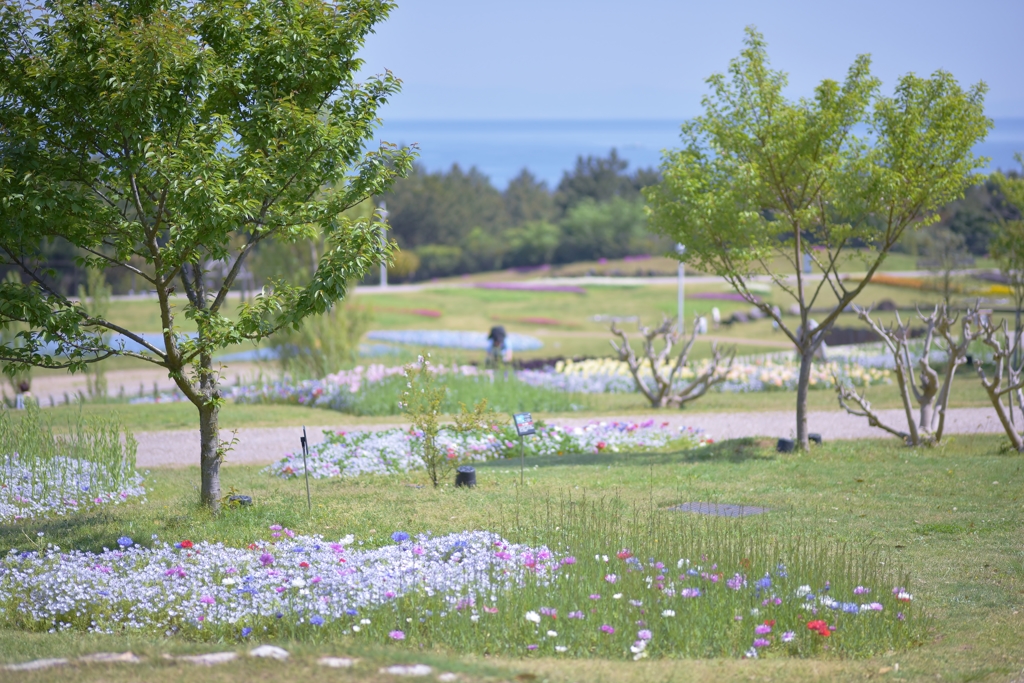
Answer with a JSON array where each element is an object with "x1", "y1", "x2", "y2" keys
[
  {"x1": 776, "y1": 438, "x2": 794, "y2": 453},
  {"x1": 455, "y1": 466, "x2": 476, "y2": 488}
]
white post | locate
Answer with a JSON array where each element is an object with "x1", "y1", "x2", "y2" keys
[
  {"x1": 676, "y1": 243, "x2": 686, "y2": 336},
  {"x1": 378, "y1": 201, "x2": 389, "y2": 289}
]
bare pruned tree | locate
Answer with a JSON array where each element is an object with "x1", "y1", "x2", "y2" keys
[
  {"x1": 609, "y1": 316, "x2": 734, "y2": 408},
  {"x1": 970, "y1": 311, "x2": 1024, "y2": 452},
  {"x1": 836, "y1": 304, "x2": 976, "y2": 446}
]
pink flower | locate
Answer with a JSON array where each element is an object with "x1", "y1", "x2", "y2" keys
[
  {"x1": 600, "y1": 624, "x2": 615, "y2": 634},
  {"x1": 389, "y1": 630, "x2": 405, "y2": 640},
  {"x1": 755, "y1": 624, "x2": 772, "y2": 635},
  {"x1": 604, "y1": 574, "x2": 618, "y2": 584},
  {"x1": 199, "y1": 595, "x2": 215, "y2": 605}
]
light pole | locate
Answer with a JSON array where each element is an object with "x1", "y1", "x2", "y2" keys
[
  {"x1": 676, "y1": 243, "x2": 686, "y2": 336},
  {"x1": 378, "y1": 201, "x2": 389, "y2": 289}
]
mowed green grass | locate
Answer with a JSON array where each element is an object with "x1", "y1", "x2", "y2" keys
[{"x1": 1, "y1": 435, "x2": 1022, "y2": 682}]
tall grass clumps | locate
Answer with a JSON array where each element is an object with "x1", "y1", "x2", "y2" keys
[
  {"x1": 0, "y1": 497, "x2": 923, "y2": 660},
  {"x1": 0, "y1": 405, "x2": 143, "y2": 521}
]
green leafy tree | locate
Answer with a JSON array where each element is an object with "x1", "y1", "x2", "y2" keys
[
  {"x1": 991, "y1": 155, "x2": 1024, "y2": 335},
  {"x1": 504, "y1": 169, "x2": 556, "y2": 225},
  {"x1": 0, "y1": 0, "x2": 413, "y2": 509},
  {"x1": 557, "y1": 197, "x2": 655, "y2": 262},
  {"x1": 645, "y1": 28, "x2": 990, "y2": 449}
]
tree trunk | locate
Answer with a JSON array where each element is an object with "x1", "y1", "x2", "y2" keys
[
  {"x1": 199, "y1": 402, "x2": 222, "y2": 511},
  {"x1": 795, "y1": 347, "x2": 814, "y2": 450}
]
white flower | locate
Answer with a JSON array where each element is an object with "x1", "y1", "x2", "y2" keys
[
  {"x1": 795, "y1": 585, "x2": 812, "y2": 597},
  {"x1": 555, "y1": 646, "x2": 567, "y2": 653},
  {"x1": 352, "y1": 626, "x2": 361, "y2": 632},
  {"x1": 612, "y1": 593, "x2": 623, "y2": 600},
  {"x1": 470, "y1": 615, "x2": 479, "y2": 623},
  {"x1": 291, "y1": 578, "x2": 306, "y2": 588},
  {"x1": 546, "y1": 630, "x2": 557, "y2": 637},
  {"x1": 340, "y1": 534, "x2": 354, "y2": 546},
  {"x1": 661, "y1": 609, "x2": 675, "y2": 617},
  {"x1": 632, "y1": 651, "x2": 648, "y2": 661},
  {"x1": 221, "y1": 578, "x2": 236, "y2": 586},
  {"x1": 360, "y1": 618, "x2": 371, "y2": 625},
  {"x1": 744, "y1": 647, "x2": 758, "y2": 659},
  {"x1": 525, "y1": 611, "x2": 541, "y2": 624},
  {"x1": 630, "y1": 640, "x2": 647, "y2": 654},
  {"x1": 749, "y1": 608, "x2": 760, "y2": 616}
]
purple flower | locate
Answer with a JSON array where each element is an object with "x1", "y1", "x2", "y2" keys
[
  {"x1": 853, "y1": 586, "x2": 870, "y2": 595},
  {"x1": 199, "y1": 595, "x2": 215, "y2": 605},
  {"x1": 560, "y1": 556, "x2": 576, "y2": 566},
  {"x1": 781, "y1": 631, "x2": 795, "y2": 642},
  {"x1": 389, "y1": 630, "x2": 405, "y2": 640},
  {"x1": 600, "y1": 624, "x2": 615, "y2": 634},
  {"x1": 726, "y1": 574, "x2": 745, "y2": 590},
  {"x1": 260, "y1": 552, "x2": 274, "y2": 566},
  {"x1": 604, "y1": 574, "x2": 618, "y2": 584},
  {"x1": 527, "y1": 644, "x2": 538, "y2": 650},
  {"x1": 752, "y1": 638, "x2": 771, "y2": 648},
  {"x1": 589, "y1": 594, "x2": 601, "y2": 600},
  {"x1": 637, "y1": 629, "x2": 652, "y2": 641},
  {"x1": 680, "y1": 588, "x2": 701, "y2": 598},
  {"x1": 567, "y1": 611, "x2": 585, "y2": 620},
  {"x1": 755, "y1": 624, "x2": 772, "y2": 635},
  {"x1": 241, "y1": 627, "x2": 252, "y2": 638},
  {"x1": 117, "y1": 536, "x2": 133, "y2": 548}
]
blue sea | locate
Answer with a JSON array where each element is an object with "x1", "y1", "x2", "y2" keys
[{"x1": 373, "y1": 118, "x2": 1024, "y2": 189}]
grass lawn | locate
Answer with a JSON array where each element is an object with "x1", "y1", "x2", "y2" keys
[
  {"x1": 1, "y1": 435, "x2": 1022, "y2": 682},
  {"x1": 74, "y1": 273, "x2": 1012, "y2": 365}
]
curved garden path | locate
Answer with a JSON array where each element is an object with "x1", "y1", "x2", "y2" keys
[{"x1": 135, "y1": 406, "x2": 1013, "y2": 469}]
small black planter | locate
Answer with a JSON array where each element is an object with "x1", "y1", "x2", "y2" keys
[
  {"x1": 228, "y1": 495, "x2": 252, "y2": 507},
  {"x1": 455, "y1": 466, "x2": 476, "y2": 488},
  {"x1": 776, "y1": 438, "x2": 794, "y2": 453},
  {"x1": 809, "y1": 433, "x2": 822, "y2": 445}
]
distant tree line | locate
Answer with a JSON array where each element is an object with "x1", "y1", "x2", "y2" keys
[
  {"x1": 5, "y1": 153, "x2": 1020, "y2": 295},
  {"x1": 379, "y1": 149, "x2": 670, "y2": 280}
]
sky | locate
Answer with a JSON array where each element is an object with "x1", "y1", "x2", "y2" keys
[{"x1": 358, "y1": 0, "x2": 1024, "y2": 121}]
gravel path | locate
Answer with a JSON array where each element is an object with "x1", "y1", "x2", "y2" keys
[{"x1": 135, "y1": 406, "x2": 1014, "y2": 469}]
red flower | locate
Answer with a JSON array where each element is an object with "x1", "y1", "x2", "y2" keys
[
  {"x1": 806, "y1": 620, "x2": 830, "y2": 636},
  {"x1": 299, "y1": 561, "x2": 310, "y2": 568},
  {"x1": 180, "y1": 540, "x2": 193, "y2": 549},
  {"x1": 247, "y1": 543, "x2": 257, "y2": 550},
  {"x1": 764, "y1": 619, "x2": 776, "y2": 627},
  {"x1": 616, "y1": 549, "x2": 633, "y2": 560}
]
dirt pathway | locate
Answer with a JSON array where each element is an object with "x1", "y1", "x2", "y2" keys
[{"x1": 135, "y1": 406, "x2": 1012, "y2": 469}]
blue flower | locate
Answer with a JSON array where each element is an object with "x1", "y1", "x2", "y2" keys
[
  {"x1": 842, "y1": 602, "x2": 859, "y2": 614},
  {"x1": 117, "y1": 536, "x2": 133, "y2": 548},
  {"x1": 755, "y1": 575, "x2": 772, "y2": 590},
  {"x1": 241, "y1": 627, "x2": 252, "y2": 638},
  {"x1": 392, "y1": 531, "x2": 410, "y2": 543},
  {"x1": 310, "y1": 615, "x2": 325, "y2": 626},
  {"x1": 346, "y1": 608, "x2": 358, "y2": 616}
]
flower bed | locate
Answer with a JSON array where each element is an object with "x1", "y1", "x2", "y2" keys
[
  {"x1": 527, "y1": 356, "x2": 892, "y2": 394},
  {"x1": 0, "y1": 527, "x2": 920, "y2": 659},
  {"x1": 1, "y1": 455, "x2": 146, "y2": 522},
  {"x1": 0, "y1": 530, "x2": 555, "y2": 637},
  {"x1": 1, "y1": 407, "x2": 144, "y2": 522},
  {"x1": 265, "y1": 420, "x2": 710, "y2": 480}
]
